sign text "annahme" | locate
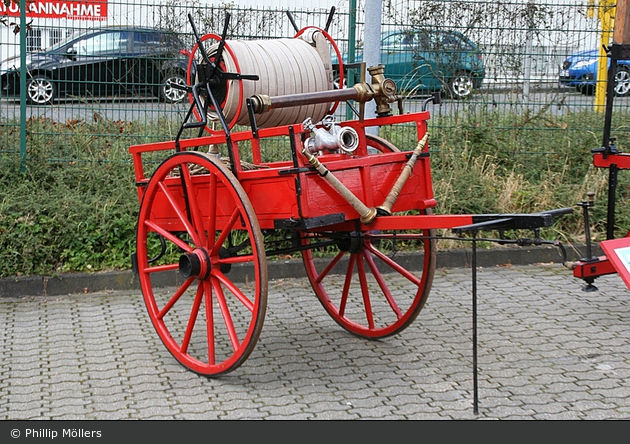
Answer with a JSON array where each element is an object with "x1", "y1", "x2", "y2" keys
[{"x1": 0, "y1": 0, "x2": 108, "y2": 21}]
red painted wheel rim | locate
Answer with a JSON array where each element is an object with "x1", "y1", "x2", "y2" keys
[{"x1": 136, "y1": 151, "x2": 267, "y2": 376}]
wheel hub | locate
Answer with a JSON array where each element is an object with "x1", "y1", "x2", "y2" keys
[
  {"x1": 179, "y1": 248, "x2": 211, "y2": 279},
  {"x1": 336, "y1": 232, "x2": 364, "y2": 254}
]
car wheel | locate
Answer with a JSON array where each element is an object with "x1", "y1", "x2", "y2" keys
[
  {"x1": 448, "y1": 71, "x2": 474, "y2": 99},
  {"x1": 160, "y1": 71, "x2": 187, "y2": 103},
  {"x1": 26, "y1": 75, "x2": 56, "y2": 105},
  {"x1": 577, "y1": 83, "x2": 595, "y2": 95},
  {"x1": 614, "y1": 65, "x2": 630, "y2": 96}
]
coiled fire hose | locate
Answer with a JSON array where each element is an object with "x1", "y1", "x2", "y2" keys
[{"x1": 201, "y1": 29, "x2": 335, "y2": 128}]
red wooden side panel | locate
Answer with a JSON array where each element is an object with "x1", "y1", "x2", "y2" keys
[
  {"x1": 129, "y1": 111, "x2": 437, "y2": 231},
  {"x1": 297, "y1": 154, "x2": 435, "y2": 222},
  {"x1": 240, "y1": 174, "x2": 300, "y2": 228}
]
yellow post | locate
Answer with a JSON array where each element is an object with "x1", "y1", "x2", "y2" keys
[{"x1": 595, "y1": 0, "x2": 616, "y2": 111}]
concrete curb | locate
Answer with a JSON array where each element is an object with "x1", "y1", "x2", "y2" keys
[{"x1": 0, "y1": 244, "x2": 594, "y2": 298}]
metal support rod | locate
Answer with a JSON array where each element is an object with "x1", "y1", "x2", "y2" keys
[
  {"x1": 602, "y1": 56, "x2": 617, "y2": 158},
  {"x1": 602, "y1": 44, "x2": 620, "y2": 239},
  {"x1": 19, "y1": 0, "x2": 27, "y2": 171},
  {"x1": 578, "y1": 191, "x2": 596, "y2": 258},
  {"x1": 471, "y1": 232, "x2": 479, "y2": 415},
  {"x1": 606, "y1": 164, "x2": 618, "y2": 240}
]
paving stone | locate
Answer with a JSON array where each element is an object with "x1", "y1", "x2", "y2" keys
[{"x1": 2, "y1": 264, "x2": 630, "y2": 419}]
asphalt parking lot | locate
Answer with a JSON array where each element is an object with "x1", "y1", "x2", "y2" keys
[{"x1": 1, "y1": 261, "x2": 630, "y2": 420}]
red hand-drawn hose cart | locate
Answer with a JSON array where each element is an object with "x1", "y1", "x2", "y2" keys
[{"x1": 128, "y1": 11, "x2": 571, "y2": 377}]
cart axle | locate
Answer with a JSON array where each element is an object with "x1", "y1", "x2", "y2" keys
[{"x1": 179, "y1": 249, "x2": 211, "y2": 280}]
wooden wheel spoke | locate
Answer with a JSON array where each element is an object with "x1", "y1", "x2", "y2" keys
[
  {"x1": 315, "y1": 250, "x2": 345, "y2": 284},
  {"x1": 367, "y1": 242, "x2": 423, "y2": 286},
  {"x1": 363, "y1": 250, "x2": 403, "y2": 319},
  {"x1": 339, "y1": 254, "x2": 357, "y2": 316},
  {"x1": 144, "y1": 262, "x2": 179, "y2": 274},
  {"x1": 181, "y1": 282, "x2": 205, "y2": 354},
  {"x1": 211, "y1": 208, "x2": 241, "y2": 255},
  {"x1": 203, "y1": 280, "x2": 215, "y2": 366},
  {"x1": 158, "y1": 180, "x2": 203, "y2": 247},
  {"x1": 144, "y1": 220, "x2": 193, "y2": 253},
  {"x1": 157, "y1": 276, "x2": 196, "y2": 320},
  {"x1": 180, "y1": 164, "x2": 209, "y2": 247},
  {"x1": 211, "y1": 278, "x2": 241, "y2": 352},
  {"x1": 214, "y1": 271, "x2": 255, "y2": 312},
  {"x1": 356, "y1": 254, "x2": 375, "y2": 329},
  {"x1": 217, "y1": 253, "x2": 257, "y2": 265}
]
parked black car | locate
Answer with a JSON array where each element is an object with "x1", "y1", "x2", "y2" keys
[{"x1": 0, "y1": 26, "x2": 191, "y2": 105}]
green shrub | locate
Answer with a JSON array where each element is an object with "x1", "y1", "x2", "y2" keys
[{"x1": 1, "y1": 107, "x2": 628, "y2": 278}]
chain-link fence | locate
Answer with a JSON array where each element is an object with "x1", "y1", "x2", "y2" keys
[{"x1": 0, "y1": 0, "x2": 627, "y2": 165}]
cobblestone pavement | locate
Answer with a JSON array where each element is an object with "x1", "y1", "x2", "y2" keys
[{"x1": 1, "y1": 263, "x2": 630, "y2": 420}]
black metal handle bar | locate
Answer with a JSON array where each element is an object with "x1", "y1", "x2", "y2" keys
[{"x1": 451, "y1": 207, "x2": 573, "y2": 234}]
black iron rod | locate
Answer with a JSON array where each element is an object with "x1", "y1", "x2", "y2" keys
[
  {"x1": 264, "y1": 239, "x2": 338, "y2": 258},
  {"x1": 286, "y1": 10, "x2": 299, "y2": 33},
  {"x1": 603, "y1": 49, "x2": 619, "y2": 239},
  {"x1": 472, "y1": 233, "x2": 479, "y2": 415},
  {"x1": 583, "y1": 200, "x2": 594, "y2": 258},
  {"x1": 325, "y1": 6, "x2": 336, "y2": 32},
  {"x1": 607, "y1": 164, "x2": 618, "y2": 240},
  {"x1": 602, "y1": 57, "x2": 618, "y2": 158}
]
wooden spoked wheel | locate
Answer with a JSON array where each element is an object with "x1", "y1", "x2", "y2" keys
[
  {"x1": 300, "y1": 134, "x2": 433, "y2": 337},
  {"x1": 300, "y1": 214, "x2": 436, "y2": 338},
  {"x1": 136, "y1": 151, "x2": 267, "y2": 376},
  {"x1": 365, "y1": 133, "x2": 400, "y2": 154}
]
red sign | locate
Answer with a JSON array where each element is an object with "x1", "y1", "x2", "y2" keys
[
  {"x1": 600, "y1": 236, "x2": 630, "y2": 291},
  {"x1": 0, "y1": 0, "x2": 108, "y2": 21}
]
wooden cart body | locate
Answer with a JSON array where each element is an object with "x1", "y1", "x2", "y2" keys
[{"x1": 130, "y1": 113, "x2": 439, "y2": 232}]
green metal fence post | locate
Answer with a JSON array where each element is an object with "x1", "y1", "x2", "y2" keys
[
  {"x1": 19, "y1": 0, "x2": 27, "y2": 171},
  {"x1": 345, "y1": 0, "x2": 357, "y2": 121}
]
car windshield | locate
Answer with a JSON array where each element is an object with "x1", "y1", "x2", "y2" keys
[
  {"x1": 44, "y1": 28, "x2": 94, "y2": 52},
  {"x1": 382, "y1": 30, "x2": 476, "y2": 52}
]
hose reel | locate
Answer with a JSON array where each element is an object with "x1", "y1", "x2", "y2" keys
[{"x1": 190, "y1": 27, "x2": 338, "y2": 131}]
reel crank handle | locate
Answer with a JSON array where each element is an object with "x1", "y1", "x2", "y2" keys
[
  {"x1": 324, "y1": 6, "x2": 336, "y2": 32},
  {"x1": 286, "y1": 10, "x2": 299, "y2": 33},
  {"x1": 166, "y1": 80, "x2": 192, "y2": 93},
  {"x1": 221, "y1": 72, "x2": 259, "y2": 81},
  {"x1": 188, "y1": 13, "x2": 213, "y2": 66}
]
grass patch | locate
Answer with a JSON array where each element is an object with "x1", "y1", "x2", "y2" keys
[{"x1": 0, "y1": 107, "x2": 628, "y2": 278}]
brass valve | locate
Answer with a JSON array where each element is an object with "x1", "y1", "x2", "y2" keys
[{"x1": 367, "y1": 65, "x2": 398, "y2": 116}]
